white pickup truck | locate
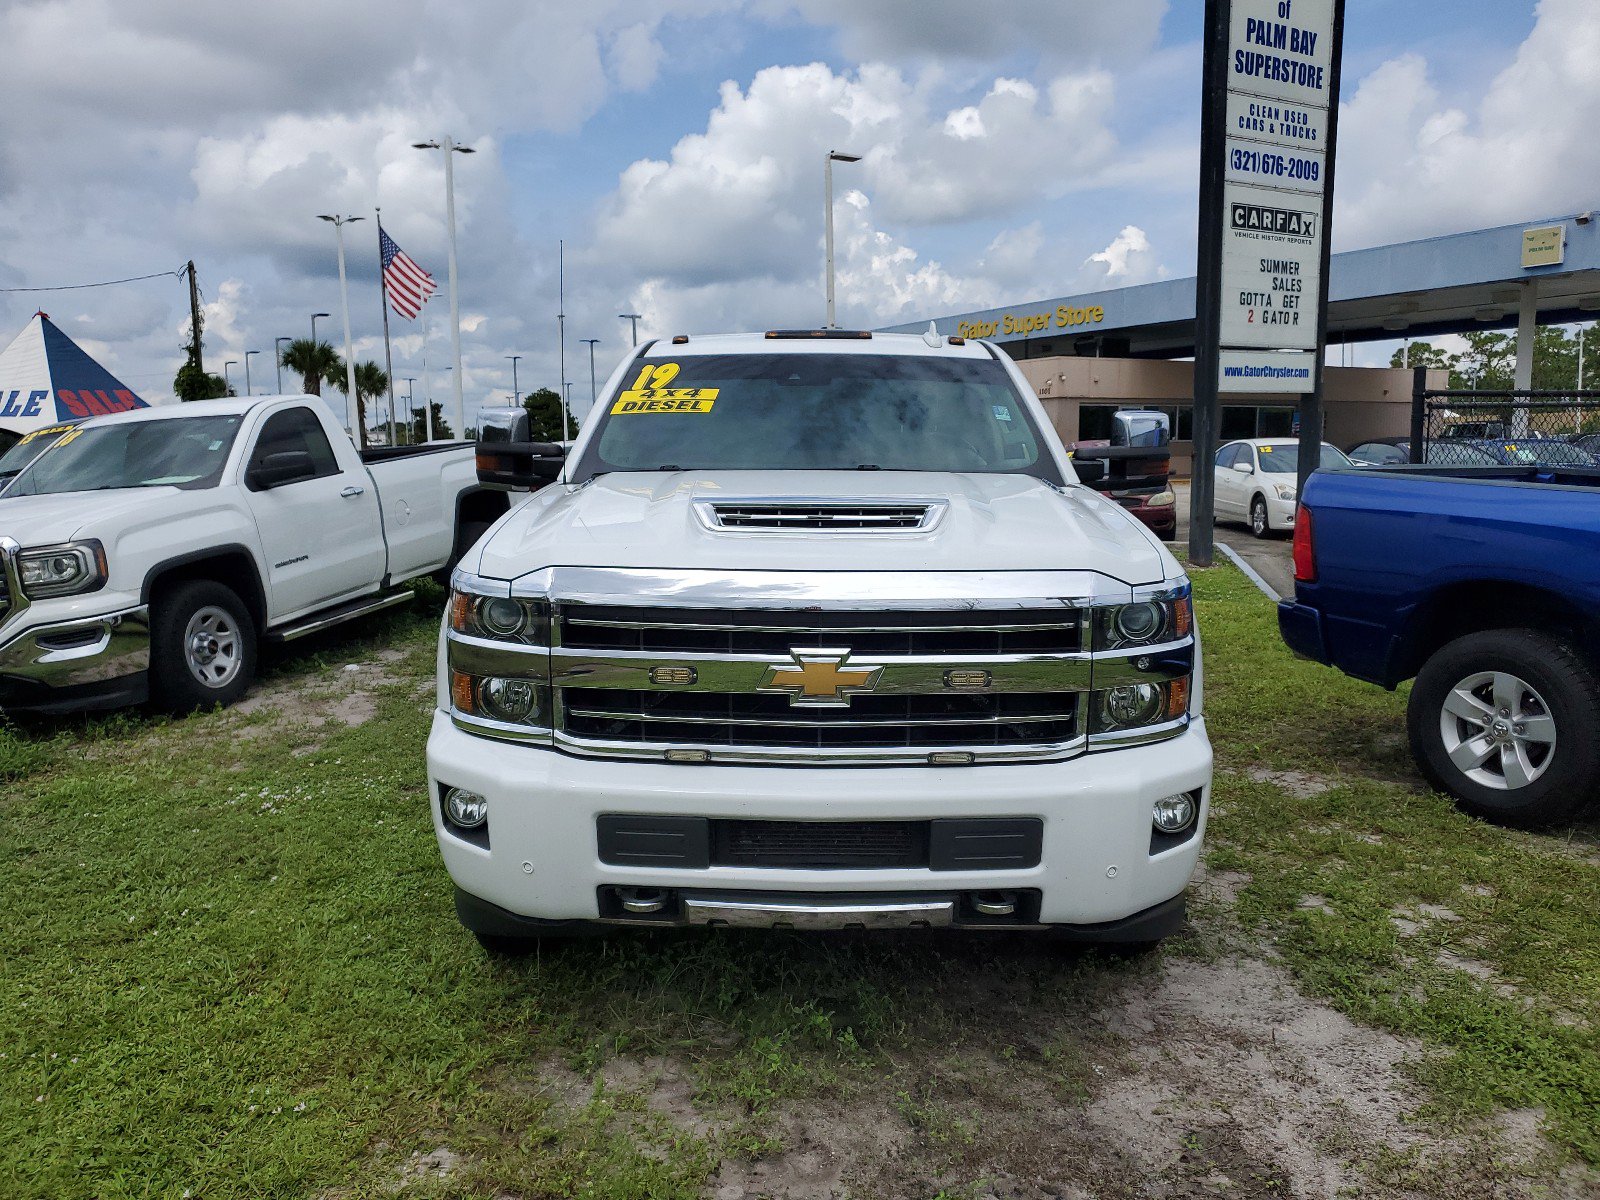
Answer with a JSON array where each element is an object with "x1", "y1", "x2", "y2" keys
[
  {"x1": 0, "y1": 395, "x2": 507, "y2": 714},
  {"x1": 429, "y1": 330, "x2": 1212, "y2": 951}
]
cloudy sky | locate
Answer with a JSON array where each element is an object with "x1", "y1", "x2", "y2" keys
[{"x1": 1, "y1": 0, "x2": 1592, "y2": 426}]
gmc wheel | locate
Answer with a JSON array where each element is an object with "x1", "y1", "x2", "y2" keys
[
  {"x1": 1407, "y1": 628, "x2": 1600, "y2": 827},
  {"x1": 150, "y1": 580, "x2": 257, "y2": 712}
]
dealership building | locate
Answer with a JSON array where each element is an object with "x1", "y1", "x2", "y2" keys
[{"x1": 885, "y1": 213, "x2": 1600, "y2": 474}]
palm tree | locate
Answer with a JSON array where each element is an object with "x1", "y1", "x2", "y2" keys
[
  {"x1": 278, "y1": 339, "x2": 343, "y2": 397},
  {"x1": 336, "y1": 360, "x2": 390, "y2": 446}
]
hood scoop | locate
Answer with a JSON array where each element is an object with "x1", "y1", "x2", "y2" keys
[{"x1": 699, "y1": 499, "x2": 944, "y2": 532}]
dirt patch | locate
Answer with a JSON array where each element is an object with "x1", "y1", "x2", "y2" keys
[
  {"x1": 1245, "y1": 766, "x2": 1335, "y2": 798},
  {"x1": 523, "y1": 949, "x2": 1586, "y2": 1200}
]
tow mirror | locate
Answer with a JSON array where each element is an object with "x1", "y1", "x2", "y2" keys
[
  {"x1": 1073, "y1": 457, "x2": 1107, "y2": 484},
  {"x1": 248, "y1": 450, "x2": 316, "y2": 490},
  {"x1": 476, "y1": 440, "x2": 566, "y2": 491}
]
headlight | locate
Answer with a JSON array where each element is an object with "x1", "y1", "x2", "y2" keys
[
  {"x1": 449, "y1": 575, "x2": 548, "y2": 645},
  {"x1": 1093, "y1": 590, "x2": 1191, "y2": 650},
  {"x1": 15, "y1": 540, "x2": 107, "y2": 598},
  {"x1": 1144, "y1": 489, "x2": 1176, "y2": 508},
  {"x1": 1273, "y1": 483, "x2": 1297, "y2": 501}
]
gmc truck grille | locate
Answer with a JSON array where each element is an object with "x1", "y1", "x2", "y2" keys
[
  {"x1": 558, "y1": 605, "x2": 1081, "y2": 656},
  {"x1": 562, "y1": 687, "x2": 1078, "y2": 749}
]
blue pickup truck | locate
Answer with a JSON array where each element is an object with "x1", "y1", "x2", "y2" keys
[{"x1": 1278, "y1": 465, "x2": 1600, "y2": 827}]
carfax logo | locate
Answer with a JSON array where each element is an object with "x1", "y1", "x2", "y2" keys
[{"x1": 1230, "y1": 202, "x2": 1317, "y2": 239}]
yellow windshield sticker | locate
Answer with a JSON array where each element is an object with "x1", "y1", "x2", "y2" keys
[
  {"x1": 54, "y1": 427, "x2": 84, "y2": 447},
  {"x1": 611, "y1": 388, "x2": 718, "y2": 415},
  {"x1": 627, "y1": 362, "x2": 682, "y2": 391},
  {"x1": 1258, "y1": 445, "x2": 1273, "y2": 453},
  {"x1": 17, "y1": 424, "x2": 73, "y2": 445}
]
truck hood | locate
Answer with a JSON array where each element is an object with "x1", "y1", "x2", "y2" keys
[
  {"x1": 0, "y1": 488, "x2": 184, "y2": 546},
  {"x1": 475, "y1": 471, "x2": 1172, "y2": 586}
]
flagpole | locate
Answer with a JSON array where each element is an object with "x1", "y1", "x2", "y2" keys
[
  {"x1": 557, "y1": 239, "x2": 570, "y2": 444},
  {"x1": 376, "y1": 209, "x2": 398, "y2": 446},
  {"x1": 421, "y1": 299, "x2": 435, "y2": 442}
]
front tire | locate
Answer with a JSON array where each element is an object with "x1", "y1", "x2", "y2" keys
[
  {"x1": 150, "y1": 580, "x2": 257, "y2": 712},
  {"x1": 1250, "y1": 496, "x2": 1271, "y2": 538},
  {"x1": 1406, "y1": 629, "x2": 1600, "y2": 827}
]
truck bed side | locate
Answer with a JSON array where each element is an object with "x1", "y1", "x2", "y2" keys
[{"x1": 1281, "y1": 468, "x2": 1600, "y2": 687}]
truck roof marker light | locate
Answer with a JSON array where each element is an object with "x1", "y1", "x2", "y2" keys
[
  {"x1": 1292, "y1": 508, "x2": 1317, "y2": 583},
  {"x1": 764, "y1": 329, "x2": 873, "y2": 340},
  {"x1": 948, "y1": 336, "x2": 965, "y2": 345},
  {"x1": 672, "y1": 335, "x2": 689, "y2": 344}
]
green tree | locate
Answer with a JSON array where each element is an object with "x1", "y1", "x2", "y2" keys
[
  {"x1": 521, "y1": 386, "x2": 576, "y2": 442},
  {"x1": 335, "y1": 361, "x2": 390, "y2": 444},
  {"x1": 406, "y1": 401, "x2": 453, "y2": 443},
  {"x1": 279, "y1": 339, "x2": 344, "y2": 397},
  {"x1": 1388, "y1": 341, "x2": 1454, "y2": 371},
  {"x1": 173, "y1": 346, "x2": 229, "y2": 401}
]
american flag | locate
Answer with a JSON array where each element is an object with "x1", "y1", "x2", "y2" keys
[{"x1": 380, "y1": 226, "x2": 437, "y2": 319}]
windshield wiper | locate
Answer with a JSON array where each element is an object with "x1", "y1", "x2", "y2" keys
[{"x1": 853, "y1": 464, "x2": 882, "y2": 471}]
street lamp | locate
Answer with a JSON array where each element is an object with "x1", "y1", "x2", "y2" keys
[
  {"x1": 224, "y1": 360, "x2": 237, "y2": 395},
  {"x1": 311, "y1": 312, "x2": 330, "y2": 345},
  {"x1": 413, "y1": 136, "x2": 475, "y2": 440},
  {"x1": 317, "y1": 215, "x2": 364, "y2": 442},
  {"x1": 581, "y1": 338, "x2": 600, "y2": 406},
  {"x1": 823, "y1": 150, "x2": 861, "y2": 329},
  {"x1": 274, "y1": 337, "x2": 291, "y2": 393},
  {"x1": 244, "y1": 349, "x2": 259, "y2": 396},
  {"x1": 507, "y1": 354, "x2": 521, "y2": 406},
  {"x1": 618, "y1": 313, "x2": 642, "y2": 347}
]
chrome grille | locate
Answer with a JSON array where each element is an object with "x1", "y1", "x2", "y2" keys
[
  {"x1": 709, "y1": 502, "x2": 932, "y2": 530},
  {"x1": 558, "y1": 606, "x2": 1081, "y2": 656},
  {"x1": 562, "y1": 687, "x2": 1078, "y2": 749}
]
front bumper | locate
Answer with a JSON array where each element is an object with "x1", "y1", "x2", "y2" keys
[
  {"x1": 426, "y1": 710, "x2": 1213, "y2": 932},
  {"x1": 1265, "y1": 492, "x2": 1298, "y2": 530},
  {"x1": 0, "y1": 605, "x2": 150, "y2": 713}
]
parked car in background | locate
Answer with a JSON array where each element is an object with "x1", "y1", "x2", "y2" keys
[
  {"x1": 430, "y1": 331, "x2": 1210, "y2": 952},
  {"x1": 1571, "y1": 431, "x2": 1600, "y2": 457},
  {"x1": 1213, "y1": 438, "x2": 1350, "y2": 538},
  {"x1": 1346, "y1": 438, "x2": 1500, "y2": 467},
  {"x1": 0, "y1": 396, "x2": 508, "y2": 715},
  {"x1": 0, "y1": 421, "x2": 82, "y2": 493},
  {"x1": 1280, "y1": 462, "x2": 1600, "y2": 826},
  {"x1": 1069, "y1": 409, "x2": 1175, "y2": 539},
  {"x1": 1469, "y1": 438, "x2": 1597, "y2": 468}
]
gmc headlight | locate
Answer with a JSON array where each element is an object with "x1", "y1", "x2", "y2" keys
[
  {"x1": 16, "y1": 540, "x2": 107, "y2": 598},
  {"x1": 1092, "y1": 589, "x2": 1191, "y2": 650}
]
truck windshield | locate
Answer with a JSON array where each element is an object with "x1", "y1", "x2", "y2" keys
[
  {"x1": 573, "y1": 352, "x2": 1060, "y2": 482},
  {"x1": 1256, "y1": 444, "x2": 1350, "y2": 474},
  {"x1": 7, "y1": 415, "x2": 243, "y2": 496}
]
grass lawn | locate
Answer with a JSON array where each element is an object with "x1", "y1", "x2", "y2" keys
[{"x1": 0, "y1": 570, "x2": 1596, "y2": 1199}]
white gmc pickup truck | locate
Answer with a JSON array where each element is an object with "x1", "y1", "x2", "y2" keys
[
  {"x1": 0, "y1": 395, "x2": 507, "y2": 714},
  {"x1": 430, "y1": 330, "x2": 1212, "y2": 950}
]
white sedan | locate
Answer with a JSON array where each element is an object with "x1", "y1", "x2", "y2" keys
[{"x1": 1213, "y1": 438, "x2": 1351, "y2": 537}]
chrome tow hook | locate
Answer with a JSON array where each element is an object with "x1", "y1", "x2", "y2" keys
[
  {"x1": 970, "y1": 891, "x2": 1018, "y2": 917},
  {"x1": 619, "y1": 887, "x2": 669, "y2": 915}
]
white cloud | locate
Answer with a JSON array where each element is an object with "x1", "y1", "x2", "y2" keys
[
  {"x1": 1085, "y1": 225, "x2": 1152, "y2": 280},
  {"x1": 1336, "y1": 0, "x2": 1600, "y2": 247}
]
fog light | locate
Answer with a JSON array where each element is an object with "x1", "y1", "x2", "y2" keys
[
  {"x1": 479, "y1": 676, "x2": 537, "y2": 722},
  {"x1": 1152, "y1": 793, "x2": 1196, "y2": 834},
  {"x1": 444, "y1": 787, "x2": 488, "y2": 829}
]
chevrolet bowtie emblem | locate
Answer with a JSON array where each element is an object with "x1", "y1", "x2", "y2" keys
[{"x1": 759, "y1": 649, "x2": 883, "y2": 707}]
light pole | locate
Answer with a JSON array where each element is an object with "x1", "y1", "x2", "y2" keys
[
  {"x1": 564, "y1": 381, "x2": 573, "y2": 433},
  {"x1": 224, "y1": 360, "x2": 237, "y2": 396},
  {"x1": 244, "y1": 349, "x2": 259, "y2": 396},
  {"x1": 413, "y1": 136, "x2": 475, "y2": 440},
  {"x1": 823, "y1": 149, "x2": 861, "y2": 328},
  {"x1": 311, "y1": 312, "x2": 330, "y2": 346},
  {"x1": 618, "y1": 313, "x2": 642, "y2": 347},
  {"x1": 274, "y1": 337, "x2": 291, "y2": 393},
  {"x1": 402, "y1": 377, "x2": 417, "y2": 444},
  {"x1": 507, "y1": 354, "x2": 521, "y2": 406},
  {"x1": 317, "y1": 214, "x2": 364, "y2": 442},
  {"x1": 581, "y1": 338, "x2": 600, "y2": 407}
]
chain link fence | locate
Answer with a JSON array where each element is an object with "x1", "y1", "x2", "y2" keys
[{"x1": 1412, "y1": 378, "x2": 1600, "y2": 467}]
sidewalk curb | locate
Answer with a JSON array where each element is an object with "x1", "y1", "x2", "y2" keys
[{"x1": 1218, "y1": 543, "x2": 1283, "y2": 602}]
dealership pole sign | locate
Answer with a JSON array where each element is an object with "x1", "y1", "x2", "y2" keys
[{"x1": 1189, "y1": 0, "x2": 1344, "y2": 565}]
